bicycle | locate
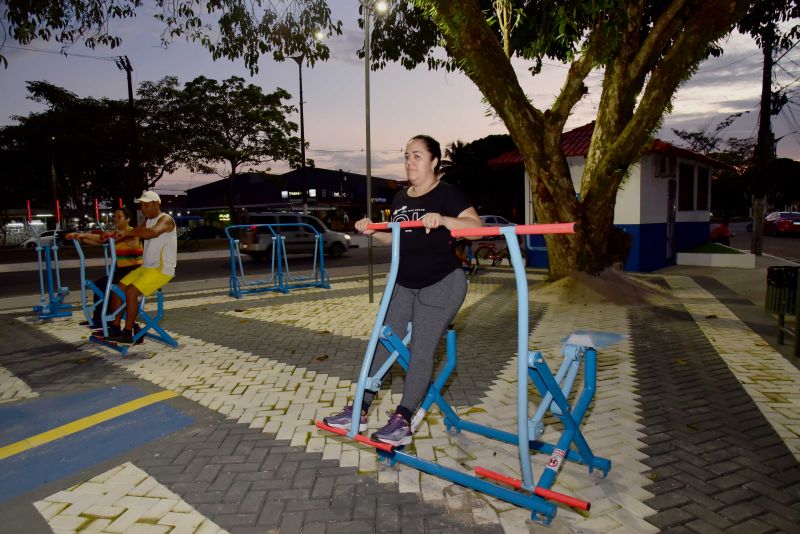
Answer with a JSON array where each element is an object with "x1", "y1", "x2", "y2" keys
[{"x1": 474, "y1": 240, "x2": 528, "y2": 268}]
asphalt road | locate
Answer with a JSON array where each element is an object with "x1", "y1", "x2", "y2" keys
[
  {"x1": 3, "y1": 223, "x2": 798, "y2": 300},
  {"x1": 728, "y1": 221, "x2": 800, "y2": 263},
  {"x1": 0, "y1": 245, "x2": 392, "y2": 299}
]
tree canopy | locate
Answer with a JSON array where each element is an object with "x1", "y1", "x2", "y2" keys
[
  {"x1": 161, "y1": 75, "x2": 302, "y2": 219},
  {"x1": 1, "y1": 0, "x2": 342, "y2": 70},
  {"x1": 0, "y1": 76, "x2": 301, "y2": 221}
]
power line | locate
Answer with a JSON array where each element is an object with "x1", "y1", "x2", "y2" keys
[
  {"x1": 307, "y1": 147, "x2": 401, "y2": 154},
  {"x1": 0, "y1": 44, "x2": 119, "y2": 61}
]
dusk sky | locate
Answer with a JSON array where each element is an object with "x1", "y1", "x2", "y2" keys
[{"x1": 1, "y1": 4, "x2": 798, "y2": 195}]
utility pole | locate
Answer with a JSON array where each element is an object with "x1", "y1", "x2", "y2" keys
[
  {"x1": 116, "y1": 55, "x2": 141, "y2": 207},
  {"x1": 751, "y1": 25, "x2": 775, "y2": 256},
  {"x1": 292, "y1": 55, "x2": 308, "y2": 214}
]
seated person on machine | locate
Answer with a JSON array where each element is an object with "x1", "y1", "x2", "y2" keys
[
  {"x1": 103, "y1": 191, "x2": 177, "y2": 345},
  {"x1": 73, "y1": 207, "x2": 143, "y2": 328}
]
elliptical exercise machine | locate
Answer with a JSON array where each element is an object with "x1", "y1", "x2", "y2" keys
[
  {"x1": 316, "y1": 220, "x2": 621, "y2": 525},
  {"x1": 31, "y1": 223, "x2": 72, "y2": 320},
  {"x1": 67, "y1": 233, "x2": 178, "y2": 357}
]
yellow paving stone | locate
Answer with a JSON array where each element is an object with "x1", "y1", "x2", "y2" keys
[
  {"x1": 340, "y1": 449, "x2": 359, "y2": 468},
  {"x1": 34, "y1": 501, "x2": 70, "y2": 521},
  {"x1": 81, "y1": 504, "x2": 126, "y2": 519},
  {"x1": 398, "y1": 466, "x2": 421, "y2": 493},
  {"x1": 122, "y1": 523, "x2": 172, "y2": 534},
  {"x1": 0, "y1": 364, "x2": 38, "y2": 403},
  {"x1": 157, "y1": 510, "x2": 205, "y2": 528},
  {"x1": 105, "y1": 508, "x2": 146, "y2": 533},
  {"x1": 322, "y1": 442, "x2": 342, "y2": 460},
  {"x1": 80, "y1": 517, "x2": 113, "y2": 533},
  {"x1": 49, "y1": 514, "x2": 90, "y2": 531},
  {"x1": 139, "y1": 499, "x2": 180, "y2": 521}
]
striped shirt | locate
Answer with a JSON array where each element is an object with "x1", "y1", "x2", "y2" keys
[{"x1": 116, "y1": 227, "x2": 143, "y2": 268}]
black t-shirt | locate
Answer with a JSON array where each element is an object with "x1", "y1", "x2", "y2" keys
[{"x1": 390, "y1": 181, "x2": 472, "y2": 288}]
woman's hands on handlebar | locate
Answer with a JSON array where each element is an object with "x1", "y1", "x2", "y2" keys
[{"x1": 354, "y1": 217, "x2": 375, "y2": 235}]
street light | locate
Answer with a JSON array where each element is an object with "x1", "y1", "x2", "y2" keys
[
  {"x1": 291, "y1": 55, "x2": 308, "y2": 214},
  {"x1": 364, "y1": 0, "x2": 388, "y2": 303}
]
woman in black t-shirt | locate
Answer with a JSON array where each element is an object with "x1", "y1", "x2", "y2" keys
[{"x1": 324, "y1": 135, "x2": 481, "y2": 447}]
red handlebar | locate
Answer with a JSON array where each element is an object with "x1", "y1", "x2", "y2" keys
[
  {"x1": 65, "y1": 232, "x2": 115, "y2": 242},
  {"x1": 366, "y1": 220, "x2": 425, "y2": 231},
  {"x1": 451, "y1": 223, "x2": 576, "y2": 238},
  {"x1": 365, "y1": 221, "x2": 576, "y2": 237}
]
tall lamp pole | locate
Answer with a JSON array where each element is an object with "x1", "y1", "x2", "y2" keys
[
  {"x1": 364, "y1": 4, "x2": 374, "y2": 302},
  {"x1": 364, "y1": 0, "x2": 388, "y2": 303},
  {"x1": 292, "y1": 55, "x2": 308, "y2": 214}
]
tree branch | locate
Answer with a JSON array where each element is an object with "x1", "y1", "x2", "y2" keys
[
  {"x1": 549, "y1": 38, "x2": 597, "y2": 130},
  {"x1": 628, "y1": 0, "x2": 688, "y2": 85},
  {"x1": 419, "y1": 0, "x2": 546, "y2": 160},
  {"x1": 598, "y1": 0, "x2": 750, "y2": 199}
]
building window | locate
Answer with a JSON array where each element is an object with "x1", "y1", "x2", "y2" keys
[
  {"x1": 678, "y1": 163, "x2": 695, "y2": 211},
  {"x1": 696, "y1": 167, "x2": 709, "y2": 211}
]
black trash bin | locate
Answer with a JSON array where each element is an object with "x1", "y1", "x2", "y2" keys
[
  {"x1": 765, "y1": 265, "x2": 799, "y2": 347},
  {"x1": 765, "y1": 266, "x2": 798, "y2": 314}
]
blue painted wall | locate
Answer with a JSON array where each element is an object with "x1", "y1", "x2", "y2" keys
[{"x1": 524, "y1": 220, "x2": 710, "y2": 272}]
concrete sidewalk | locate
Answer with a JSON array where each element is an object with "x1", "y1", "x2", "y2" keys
[{"x1": 0, "y1": 261, "x2": 798, "y2": 533}]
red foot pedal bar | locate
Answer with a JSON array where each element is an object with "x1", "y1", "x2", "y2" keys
[
  {"x1": 315, "y1": 420, "x2": 395, "y2": 452},
  {"x1": 475, "y1": 466, "x2": 591, "y2": 511}
]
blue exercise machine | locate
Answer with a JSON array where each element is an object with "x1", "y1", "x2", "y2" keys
[
  {"x1": 225, "y1": 223, "x2": 330, "y2": 298},
  {"x1": 31, "y1": 224, "x2": 72, "y2": 320},
  {"x1": 67, "y1": 233, "x2": 178, "y2": 357},
  {"x1": 317, "y1": 220, "x2": 621, "y2": 525}
]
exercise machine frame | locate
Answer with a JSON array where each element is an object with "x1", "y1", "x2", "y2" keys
[{"x1": 316, "y1": 220, "x2": 620, "y2": 525}]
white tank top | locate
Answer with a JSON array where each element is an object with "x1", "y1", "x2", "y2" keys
[{"x1": 143, "y1": 213, "x2": 177, "y2": 276}]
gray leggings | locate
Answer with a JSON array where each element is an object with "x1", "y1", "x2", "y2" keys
[{"x1": 363, "y1": 268, "x2": 468, "y2": 412}]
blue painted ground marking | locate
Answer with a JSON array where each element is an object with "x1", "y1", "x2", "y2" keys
[
  {"x1": 0, "y1": 384, "x2": 147, "y2": 447},
  {"x1": 0, "y1": 398, "x2": 193, "y2": 502}
]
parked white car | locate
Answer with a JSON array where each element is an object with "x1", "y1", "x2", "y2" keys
[
  {"x1": 19, "y1": 230, "x2": 62, "y2": 248},
  {"x1": 479, "y1": 214, "x2": 515, "y2": 227}
]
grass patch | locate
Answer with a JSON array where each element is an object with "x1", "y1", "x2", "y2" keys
[{"x1": 686, "y1": 243, "x2": 743, "y2": 254}]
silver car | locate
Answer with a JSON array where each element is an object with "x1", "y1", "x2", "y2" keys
[{"x1": 238, "y1": 212, "x2": 350, "y2": 260}]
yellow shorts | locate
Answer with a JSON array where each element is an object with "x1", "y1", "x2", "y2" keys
[{"x1": 120, "y1": 267, "x2": 173, "y2": 297}]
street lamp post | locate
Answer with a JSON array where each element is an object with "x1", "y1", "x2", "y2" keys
[
  {"x1": 364, "y1": 0, "x2": 387, "y2": 303},
  {"x1": 291, "y1": 55, "x2": 308, "y2": 214}
]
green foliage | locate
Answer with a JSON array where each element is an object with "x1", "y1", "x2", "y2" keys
[
  {"x1": 0, "y1": 76, "x2": 301, "y2": 216},
  {"x1": 0, "y1": 81, "x2": 134, "y2": 213},
  {"x1": 737, "y1": 0, "x2": 800, "y2": 50},
  {"x1": 3, "y1": 0, "x2": 141, "y2": 52},
  {"x1": 1, "y1": 0, "x2": 343, "y2": 73},
  {"x1": 173, "y1": 75, "x2": 301, "y2": 176}
]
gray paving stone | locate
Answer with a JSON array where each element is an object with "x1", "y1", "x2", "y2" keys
[
  {"x1": 256, "y1": 500, "x2": 285, "y2": 527},
  {"x1": 326, "y1": 519, "x2": 376, "y2": 533},
  {"x1": 724, "y1": 518, "x2": 773, "y2": 534},
  {"x1": 685, "y1": 519, "x2": 726, "y2": 534}
]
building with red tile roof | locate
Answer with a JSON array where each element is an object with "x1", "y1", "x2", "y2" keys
[{"x1": 488, "y1": 122, "x2": 730, "y2": 271}]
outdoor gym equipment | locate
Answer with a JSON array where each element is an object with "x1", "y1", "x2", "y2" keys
[
  {"x1": 316, "y1": 220, "x2": 621, "y2": 525},
  {"x1": 31, "y1": 224, "x2": 72, "y2": 320},
  {"x1": 67, "y1": 233, "x2": 178, "y2": 357},
  {"x1": 225, "y1": 223, "x2": 330, "y2": 298}
]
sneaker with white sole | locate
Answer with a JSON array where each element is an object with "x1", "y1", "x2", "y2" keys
[
  {"x1": 323, "y1": 405, "x2": 368, "y2": 432},
  {"x1": 371, "y1": 411, "x2": 412, "y2": 447}
]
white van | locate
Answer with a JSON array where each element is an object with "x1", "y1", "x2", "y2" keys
[{"x1": 238, "y1": 212, "x2": 350, "y2": 260}]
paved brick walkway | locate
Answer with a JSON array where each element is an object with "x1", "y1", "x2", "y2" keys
[{"x1": 0, "y1": 270, "x2": 798, "y2": 533}]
